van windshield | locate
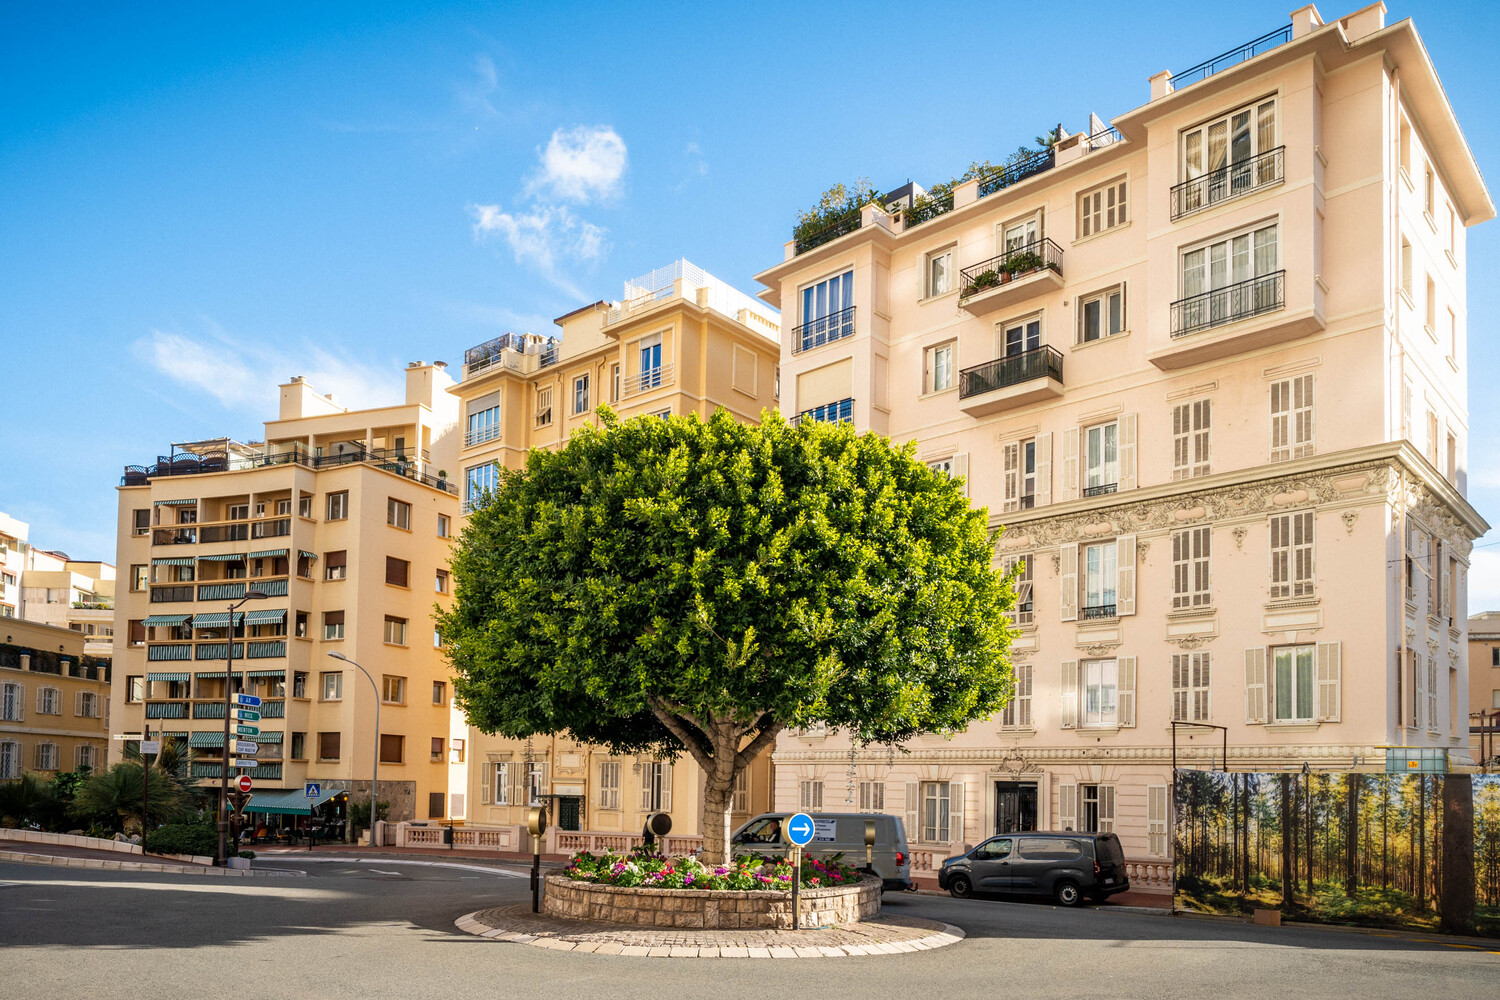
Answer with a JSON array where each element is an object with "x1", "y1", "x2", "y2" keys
[{"x1": 737, "y1": 817, "x2": 783, "y2": 845}]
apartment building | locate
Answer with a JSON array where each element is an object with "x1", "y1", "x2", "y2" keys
[
  {"x1": 755, "y1": 4, "x2": 1490, "y2": 879},
  {"x1": 0, "y1": 511, "x2": 115, "y2": 655},
  {"x1": 1469, "y1": 612, "x2": 1500, "y2": 769},
  {"x1": 452, "y1": 260, "x2": 782, "y2": 840},
  {"x1": 0, "y1": 617, "x2": 110, "y2": 780},
  {"x1": 110, "y1": 363, "x2": 460, "y2": 823}
]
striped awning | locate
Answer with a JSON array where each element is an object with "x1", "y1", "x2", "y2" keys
[
  {"x1": 246, "y1": 669, "x2": 285, "y2": 679},
  {"x1": 142, "y1": 614, "x2": 191, "y2": 626},
  {"x1": 146, "y1": 671, "x2": 189, "y2": 682},
  {"x1": 298, "y1": 550, "x2": 316, "y2": 561},
  {"x1": 196, "y1": 553, "x2": 245, "y2": 562},
  {"x1": 188, "y1": 731, "x2": 226, "y2": 747},
  {"x1": 164, "y1": 732, "x2": 189, "y2": 741},
  {"x1": 192, "y1": 671, "x2": 244, "y2": 680},
  {"x1": 191, "y1": 612, "x2": 244, "y2": 627},
  {"x1": 255, "y1": 730, "x2": 283, "y2": 743},
  {"x1": 152, "y1": 557, "x2": 195, "y2": 567},
  {"x1": 247, "y1": 549, "x2": 288, "y2": 559},
  {"x1": 244, "y1": 609, "x2": 286, "y2": 625},
  {"x1": 154, "y1": 498, "x2": 198, "y2": 506}
]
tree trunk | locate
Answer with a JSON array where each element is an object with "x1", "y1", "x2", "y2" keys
[
  {"x1": 1439, "y1": 774, "x2": 1475, "y2": 934},
  {"x1": 699, "y1": 775, "x2": 736, "y2": 867},
  {"x1": 1345, "y1": 773, "x2": 1360, "y2": 897},
  {"x1": 1280, "y1": 774, "x2": 1295, "y2": 910},
  {"x1": 1418, "y1": 776, "x2": 1427, "y2": 910}
]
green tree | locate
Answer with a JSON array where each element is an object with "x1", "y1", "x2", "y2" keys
[
  {"x1": 0, "y1": 773, "x2": 56, "y2": 828},
  {"x1": 439, "y1": 409, "x2": 1016, "y2": 863},
  {"x1": 71, "y1": 763, "x2": 188, "y2": 833}
]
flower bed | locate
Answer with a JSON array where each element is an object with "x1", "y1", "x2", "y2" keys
[{"x1": 562, "y1": 849, "x2": 859, "y2": 891}]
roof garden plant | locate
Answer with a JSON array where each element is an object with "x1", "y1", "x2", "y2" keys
[{"x1": 792, "y1": 179, "x2": 883, "y2": 249}]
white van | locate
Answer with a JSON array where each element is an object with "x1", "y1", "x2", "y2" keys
[{"x1": 730, "y1": 812, "x2": 913, "y2": 891}]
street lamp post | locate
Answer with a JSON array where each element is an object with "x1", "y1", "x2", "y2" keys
[
  {"x1": 217, "y1": 590, "x2": 268, "y2": 866},
  {"x1": 329, "y1": 651, "x2": 380, "y2": 847}
]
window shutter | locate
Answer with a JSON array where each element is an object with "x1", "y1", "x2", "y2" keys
[
  {"x1": 949, "y1": 781, "x2": 966, "y2": 846},
  {"x1": 1060, "y1": 543, "x2": 1078, "y2": 621},
  {"x1": 35, "y1": 688, "x2": 44, "y2": 713},
  {"x1": 1147, "y1": 785, "x2": 1168, "y2": 857},
  {"x1": 514, "y1": 765, "x2": 528, "y2": 809},
  {"x1": 1115, "y1": 534, "x2": 1136, "y2": 616},
  {"x1": 1244, "y1": 648, "x2": 1268, "y2": 724},
  {"x1": 1118, "y1": 657, "x2": 1137, "y2": 727},
  {"x1": 1062, "y1": 428, "x2": 1079, "y2": 500},
  {"x1": 661, "y1": 763, "x2": 674, "y2": 812},
  {"x1": 1118, "y1": 413, "x2": 1138, "y2": 491},
  {"x1": 952, "y1": 453, "x2": 969, "y2": 497},
  {"x1": 1035, "y1": 432, "x2": 1053, "y2": 507},
  {"x1": 640, "y1": 767, "x2": 653, "y2": 811},
  {"x1": 1002, "y1": 443, "x2": 1020, "y2": 512},
  {"x1": 76, "y1": 691, "x2": 85, "y2": 716},
  {"x1": 1316, "y1": 642, "x2": 1342, "y2": 722},
  {"x1": 1100, "y1": 785, "x2": 1116, "y2": 832},
  {"x1": 1060, "y1": 660, "x2": 1078, "y2": 729},
  {"x1": 1058, "y1": 782, "x2": 1077, "y2": 831},
  {"x1": 480, "y1": 763, "x2": 492, "y2": 805},
  {"x1": 905, "y1": 782, "x2": 919, "y2": 843}
]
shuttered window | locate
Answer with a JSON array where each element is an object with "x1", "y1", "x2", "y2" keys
[
  {"x1": 858, "y1": 781, "x2": 885, "y2": 812},
  {"x1": 325, "y1": 550, "x2": 347, "y2": 581},
  {"x1": 1270, "y1": 375, "x2": 1314, "y2": 461},
  {"x1": 379, "y1": 734, "x2": 404, "y2": 764},
  {"x1": 1172, "y1": 399, "x2": 1211, "y2": 479},
  {"x1": 1172, "y1": 652, "x2": 1211, "y2": 722},
  {"x1": 1172, "y1": 527, "x2": 1211, "y2": 608},
  {"x1": 1147, "y1": 786, "x2": 1169, "y2": 857},
  {"x1": 598, "y1": 761, "x2": 619, "y2": 810},
  {"x1": 385, "y1": 557, "x2": 409, "y2": 588},
  {"x1": 1002, "y1": 555, "x2": 1033, "y2": 626},
  {"x1": 799, "y1": 779, "x2": 824, "y2": 811},
  {"x1": 1000, "y1": 663, "x2": 1033, "y2": 729},
  {"x1": 318, "y1": 732, "x2": 341, "y2": 760},
  {"x1": 1269, "y1": 511, "x2": 1315, "y2": 599},
  {"x1": 1078, "y1": 177, "x2": 1128, "y2": 238}
]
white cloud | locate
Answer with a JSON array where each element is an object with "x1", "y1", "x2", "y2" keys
[
  {"x1": 469, "y1": 202, "x2": 607, "y2": 298},
  {"x1": 528, "y1": 125, "x2": 627, "y2": 203}
]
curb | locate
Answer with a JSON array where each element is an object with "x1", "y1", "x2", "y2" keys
[
  {"x1": 452, "y1": 910, "x2": 965, "y2": 958},
  {"x1": 0, "y1": 850, "x2": 306, "y2": 878},
  {"x1": 269, "y1": 856, "x2": 527, "y2": 877}
]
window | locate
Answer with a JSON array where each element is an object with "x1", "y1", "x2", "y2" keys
[
  {"x1": 326, "y1": 492, "x2": 349, "y2": 520},
  {"x1": 1427, "y1": 655, "x2": 1439, "y2": 729},
  {"x1": 1272, "y1": 645, "x2": 1315, "y2": 722},
  {"x1": 799, "y1": 778, "x2": 824, "y2": 811},
  {"x1": 130, "y1": 565, "x2": 148, "y2": 592},
  {"x1": 925, "y1": 341, "x2": 956, "y2": 393},
  {"x1": 385, "y1": 557, "x2": 409, "y2": 588},
  {"x1": 1399, "y1": 116, "x2": 1412, "y2": 176},
  {"x1": 858, "y1": 781, "x2": 884, "y2": 813},
  {"x1": 293, "y1": 613, "x2": 308, "y2": 640},
  {"x1": 387, "y1": 498, "x2": 411, "y2": 530},
  {"x1": 1, "y1": 682, "x2": 21, "y2": 721},
  {"x1": 1448, "y1": 308, "x2": 1458, "y2": 362},
  {"x1": 324, "y1": 550, "x2": 347, "y2": 581},
  {"x1": 29, "y1": 742, "x2": 57, "y2": 770},
  {"x1": 452, "y1": 739, "x2": 465, "y2": 762},
  {"x1": 637, "y1": 334, "x2": 664, "y2": 389},
  {"x1": 434, "y1": 568, "x2": 450, "y2": 595},
  {"x1": 1425, "y1": 275, "x2": 1437, "y2": 334},
  {"x1": 526, "y1": 762, "x2": 546, "y2": 805},
  {"x1": 1078, "y1": 286, "x2": 1124, "y2": 342},
  {"x1": 1424, "y1": 166, "x2": 1435, "y2": 218},
  {"x1": 483, "y1": 761, "x2": 510, "y2": 805},
  {"x1": 276, "y1": 498, "x2": 292, "y2": 516},
  {"x1": 465, "y1": 463, "x2": 498, "y2": 513},
  {"x1": 132, "y1": 509, "x2": 151, "y2": 536},
  {"x1": 381, "y1": 675, "x2": 406, "y2": 704},
  {"x1": 437, "y1": 514, "x2": 451, "y2": 538},
  {"x1": 1172, "y1": 652, "x2": 1211, "y2": 722},
  {"x1": 573, "y1": 374, "x2": 590, "y2": 415},
  {"x1": 1148, "y1": 786, "x2": 1169, "y2": 857},
  {"x1": 1001, "y1": 213, "x2": 1039, "y2": 253},
  {"x1": 77, "y1": 692, "x2": 98, "y2": 718},
  {"x1": 383, "y1": 617, "x2": 408, "y2": 646},
  {"x1": 379, "y1": 734, "x2": 404, "y2": 764},
  {"x1": 1269, "y1": 511, "x2": 1314, "y2": 599},
  {"x1": 318, "y1": 731, "x2": 341, "y2": 760},
  {"x1": 37, "y1": 686, "x2": 61, "y2": 715},
  {"x1": 535, "y1": 387, "x2": 554, "y2": 427},
  {"x1": 430, "y1": 737, "x2": 444, "y2": 761},
  {"x1": 921, "y1": 781, "x2": 950, "y2": 843},
  {"x1": 432, "y1": 681, "x2": 446, "y2": 705},
  {"x1": 1003, "y1": 438, "x2": 1040, "y2": 512},
  {"x1": 610, "y1": 363, "x2": 621, "y2": 402},
  {"x1": 126, "y1": 676, "x2": 143, "y2": 703},
  {"x1": 731, "y1": 769, "x2": 749, "y2": 813},
  {"x1": 1079, "y1": 783, "x2": 1115, "y2": 832},
  {"x1": 0, "y1": 741, "x2": 18, "y2": 779},
  {"x1": 797, "y1": 270, "x2": 855, "y2": 352},
  {"x1": 1083, "y1": 542, "x2": 1117, "y2": 617},
  {"x1": 290, "y1": 732, "x2": 306, "y2": 760},
  {"x1": 797, "y1": 398, "x2": 853, "y2": 424},
  {"x1": 1269, "y1": 374, "x2": 1314, "y2": 461},
  {"x1": 1175, "y1": 221, "x2": 1281, "y2": 334},
  {"x1": 1427, "y1": 410, "x2": 1440, "y2": 468},
  {"x1": 999, "y1": 663, "x2": 1032, "y2": 729},
  {"x1": 466, "y1": 392, "x2": 500, "y2": 446},
  {"x1": 1084, "y1": 422, "x2": 1118, "y2": 495},
  {"x1": 74, "y1": 744, "x2": 97, "y2": 771},
  {"x1": 1002, "y1": 554, "x2": 1033, "y2": 627},
  {"x1": 1078, "y1": 178, "x2": 1128, "y2": 238},
  {"x1": 1082, "y1": 659, "x2": 1119, "y2": 727},
  {"x1": 1171, "y1": 527, "x2": 1211, "y2": 608},
  {"x1": 1177, "y1": 100, "x2": 1278, "y2": 215},
  {"x1": 926, "y1": 246, "x2": 954, "y2": 297},
  {"x1": 599, "y1": 761, "x2": 620, "y2": 810},
  {"x1": 322, "y1": 611, "x2": 345, "y2": 640},
  {"x1": 1446, "y1": 433, "x2": 1458, "y2": 484},
  {"x1": 1002, "y1": 315, "x2": 1041, "y2": 357},
  {"x1": 298, "y1": 494, "x2": 312, "y2": 518},
  {"x1": 1172, "y1": 399, "x2": 1212, "y2": 479},
  {"x1": 433, "y1": 628, "x2": 442, "y2": 648},
  {"x1": 1400, "y1": 238, "x2": 1413, "y2": 298},
  {"x1": 320, "y1": 671, "x2": 343, "y2": 700}
]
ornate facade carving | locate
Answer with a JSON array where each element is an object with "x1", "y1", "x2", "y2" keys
[
  {"x1": 1341, "y1": 509, "x2": 1359, "y2": 535},
  {"x1": 1232, "y1": 525, "x2": 1248, "y2": 550}
]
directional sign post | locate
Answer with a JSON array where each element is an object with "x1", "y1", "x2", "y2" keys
[
  {"x1": 235, "y1": 725, "x2": 259, "y2": 737},
  {"x1": 231, "y1": 708, "x2": 260, "y2": 723},
  {"x1": 785, "y1": 812, "x2": 815, "y2": 930},
  {"x1": 234, "y1": 740, "x2": 258, "y2": 756},
  {"x1": 234, "y1": 694, "x2": 262, "y2": 709},
  {"x1": 233, "y1": 759, "x2": 258, "y2": 769}
]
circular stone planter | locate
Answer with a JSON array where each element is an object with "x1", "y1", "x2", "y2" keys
[{"x1": 542, "y1": 872, "x2": 881, "y2": 930}]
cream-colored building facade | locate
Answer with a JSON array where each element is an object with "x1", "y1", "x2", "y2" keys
[
  {"x1": 0, "y1": 511, "x2": 116, "y2": 657},
  {"x1": 451, "y1": 261, "x2": 783, "y2": 842},
  {"x1": 1, "y1": 617, "x2": 110, "y2": 780},
  {"x1": 110, "y1": 364, "x2": 460, "y2": 823},
  {"x1": 756, "y1": 5, "x2": 1490, "y2": 881},
  {"x1": 1467, "y1": 612, "x2": 1499, "y2": 769}
]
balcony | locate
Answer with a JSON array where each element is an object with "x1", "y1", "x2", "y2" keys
[
  {"x1": 957, "y1": 346, "x2": 1064, "y2": 417},
  {"x1": 261, "y1": 700, "x2": 286, "y2": 719},
  {"x1": 463, "y1": 333, "x2": 559, "y2": 380},
  {"x1": 125, "y1": 443, "x2": 457, "y2": 495},
  {"x1": 1168, "y1": 25, "x2": 1292, "y2": 92},
  {"x1": 793, "y1": 398, "x2": 854, "y2": 426},
  {"x1": 144, "y1": 702, "x2": 188, "y2": 719},
  {"x1": 977, "y1": 148, "x2": 1055, "y2": 198},
  {"x1": 1083, "y1": 483, "x2": 1118, "y2": 498},
  {"x1": 1081, "y1": 604, "x2": 1117, "y2": 620},
  {"x1": 1151, "y1": 269, "x2": 1322, "y2": 370},
  {"x1": 194, "y1": 701, "x2": 226, "y2": 719},
  {"x1": 464, "y1": 424, "x2": 500, "y2": 448},
  {"x1": 621, "y1": 364, "x2": 675, "y2": 398},
  {"x1": 196, "y1": 643, "x2": 244, "y2": 660},
  {"x1": 147, "y1": 644, "x2": 192, "y2": 661},
  {"x1": 791, "y1": 306, "x2": 856, "y2": 355},
  {"x1": 247, "y1": 641, "x2": 286, "y2": 659},
  {"x1": 152, "y1": 527, "x2": 198, "y2": 546},
  {"x1": 149, "y1": 584, "x2": 194, "y2": 603},
  {"x1": 1170, "y1": 147, "x2": 1285, "y2": 220},
  {"x1": 958, "y1": 240, "x2": 1065, "y2": 316},
  {"x1": 794, "y1": 210, "x2": 861, "y2": 256}
]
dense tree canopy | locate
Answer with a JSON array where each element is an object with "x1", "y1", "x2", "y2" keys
[{"x1": 438, "y1": 407, "x2": 1015, "y2": 861}]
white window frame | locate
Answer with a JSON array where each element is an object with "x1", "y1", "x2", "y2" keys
[
  {"x1": 383, "y1": 617, "x2": 408, "y2": 646},
  {"x1": 1179, "y1": 99, "x2": 1278, "y2": 181},
  {"x1": 1002, "y1": 554, "x2": 1033, "y2": 627},
  {"x1": 1172, "y1": 652, "x2": 1212, "y2": 722},
  {"x1": 35, "y1": 742, "x2": 59, "y2": 771},
  {"x1": 926, "y1": 245, "x2": 955, "y2": 298},
  {"x1": 598, "y1": 760, "x2": 620, "y2": 810},
  {"x1": 535, "y1": 387, "x2": 553, "y2": 428},
  {"x1": 1178, "y1": 222, "x2": 1280, "y2": 326},
  {"x1": 1077, "y1": 285, "x2": 1125, "y2": 343},
  {"x1": 38, "y1": 686, "x2": 61, "y2": 716},
  {"x1": 732, "y1": 769, "x2": 749, "y2": 813},
  {"x1": 0, "y1": 682, "x2": 21, "y2": 722},
  {"x1": 1082, "y1": 542, "x2": 1117, "y2": 616},
  {"x1": 326, "y1": 492, "x2": 349, "y2": 521},
  {"x1": 381, "y1": 674, "x2": 406, "y2": 704},
  {"x1": 1081, "y1": 659, "x2": 1119, "y2": 728},
  {"x1": 491, "y1": 762, "x2": 511, "y2": 806},
  {"x1": 642, "y1": 760, "x2": 669, "y2": 811},
  {"x1": 77, "y1": 691, "x2": 98, "y2": 719},
  {"x1": 320, "y1": 670, "x2": 343, "y2": 701},
  {"x1": 1171, "y1": 527, "x2": 1211, "y2": 609},
  {"x1": 1084, "y1": 422, "x2": 1118, "y2": 494},
  {"x1": 921, "y1": 780, "x2": 950, "y2": 843},
  {"x1": 1000, "y1": 314, "x2": 1042, "y2": 357},
  {"x1": 1269, "y1": 374, "x2": 1314, "y2": 462},
  {"x1": 799, "y1": 270, "x2": 855, "y2": 349},
  {"x1": 1078, "y1": 177, "x2": 1128, "y2": 239},
  {"x1": 0, "y1": 740, "x2": 19, "y2": 779},
  {"x1": 573, "y1": 373, "x2": 590, "y2": 415},
  {"x1": 1172, "y1": 398, "x2": 1212, "y2": 479},
  {"x1": 1269, "y1": 510, "x2": 1315, "y2": 600},
  {"x1": 1272, "y1": 644, "x2": 1315, "y2": 723},
  {"x1": 387, "y1": 498, "x2": 411, "y2": 530},
  {"x1": 525, "y1": 762, "x2": 546, "y2": 805},
  {"x1": 925, "y1": 340, "x2": 956, "y2": 393}
]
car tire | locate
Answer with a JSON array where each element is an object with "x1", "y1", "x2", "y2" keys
[
  {"x1": 1054, "y1": 880, "x2": 1082, "y2": 907},
  {"x1": 948, "y1": 874, "x2": 973, "y2": 899}
]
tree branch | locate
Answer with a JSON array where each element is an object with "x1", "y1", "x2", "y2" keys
[
  {"x1": 645, "y1": 696, "x2": 713, "y2": 770},
  {"x1": 734, "y1": 720, "x2": 785, "y2": 771}
]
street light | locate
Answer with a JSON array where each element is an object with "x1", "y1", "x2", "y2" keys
[
  {"x1": 328, "y1": 651, "x2": 380, "y2": 847},
  {"x1": 217, "y1": 589, "x2": 268, "y2": 866}
]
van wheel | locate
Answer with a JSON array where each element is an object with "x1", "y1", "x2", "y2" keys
[
  {"x1": 1054, "y1": 880, "x2": 1081, "y2": 907},
  {"x1": 948, "y1": 875, "x2": 973, "y2": 899}
]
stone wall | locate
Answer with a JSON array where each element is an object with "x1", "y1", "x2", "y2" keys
[{"x1": 542, "y1": 872, "x2": 881, "y2": 929}]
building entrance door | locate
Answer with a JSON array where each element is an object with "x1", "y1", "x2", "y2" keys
[
  {"x1": 557, "y1": 796, "x2": 582, "y2": 831},
  {"x1": 994, "y1": 781, "x2": 1038, "y2": 834}
]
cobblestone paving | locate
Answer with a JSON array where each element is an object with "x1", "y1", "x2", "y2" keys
[{"x1": 456, "y1": 904, "x2": 963, "y2": 957}]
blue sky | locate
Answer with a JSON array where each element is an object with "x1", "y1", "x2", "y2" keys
[{"x1": 3, "y1": 1, "x2": 1500, "y2": 606}]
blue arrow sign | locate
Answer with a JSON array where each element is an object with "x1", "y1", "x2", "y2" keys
[
  {"x1": 304, "y1": 782, "x2": 321, "y2": 798},
  {"x1": 234, "y1": 694, "x2": 262, "y2": 708},
  {"x1": 785, "y1": 811, "x2": 815, "y2": 847}
]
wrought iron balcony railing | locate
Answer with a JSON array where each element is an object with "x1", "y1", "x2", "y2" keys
[
  {"x1": 1169, "y1": 25, "x2": 1292, "y2": 91},
  {"x1": 959, "y1": 239, "x2": 1064, "y2": 298},
  {"x1": 977, "y1": 148, "x2": 1055, "y2": 198},
  {"x1": 1083, "y1": 483, "x2": 1118, "y2": 498},
  {"x1": 1170, "y1": 146, "x2": 1284, "y2": 219},
  {"x1": 1170, "y1": 271, "x2": 1286, "y2": 338},
  {"x1": 793, "y1": 398, "x2": 854, "y2": 426},
  {"x1": 958, "y1": 345, "x2": 1064, "y2": 399},
  {"x1": 793, "y1": 210, "x2": 862, "y2": 256},
  {"x1": 1081, "y1": 603, "x2": 1117, "y2": 620},
  {"x1": 791, "y1": 306, "x2": 856, "y2": 355}
]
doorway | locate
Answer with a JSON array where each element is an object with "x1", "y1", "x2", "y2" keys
[
  {"x1": 557, "y1": 796, "x2": 582, "y2": 831},
  {"x1": 994, "y1": 781, "x2": 1038, "y2": 834}
]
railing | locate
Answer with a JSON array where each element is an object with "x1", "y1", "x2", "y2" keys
[
  {"x1": 464, "y1": 425, "x2": 500, "y2": 447},
  {"x1": 978, "y1": 148, "x2": 1055, "y2": 198},
  {"x1": 192, "y1": 762, "x2": 282, "y2": 780},
  {"x1": 464, "y1": 334, "x2": 560, "y2": 379},
  {"x1": 125, "y1": 444, "x2": 458, "y2": 495},
  {"x1": 903, "y1": 189, "x2": 955, "y2": 229},
  {"x1": 257, "y1": 579, "x2": 289, "y2": 597},
  {"x1": 1011, "y1": 605, "x2": 1035, "y2": 627},
  {"x1": 1083, "y1": 483, "x2": 1118, "y2": 498},
  {"x1": 1170, "y1": 146, "x2": 1284, "y2": 219},
  {"x1": 621, "y1": 364, "x2": 674, "y2": 397},
  {"x1": 247, "y1": 641, "x2": 286, "y2": 659},
  {"x1": 1124, "y1": 860, "x2": 1173, "y2": 892},
  {"x1": 196, "y1": 643, "x2": 244, "y2": 661},
  {"x1": 198, "y1": 583, "x2": 246, "y2": 601},
  {"x1": 1170, "y1": 25, "x2": 1292, "y2": 91},
  {"x1": 199, "y1": 523, "x2": 249, "y2": 543},
  {"x1": 1084, "y1": 125, "x2": 1123, "y2": 150},
  {"x1": 194, "y1": 702, "x2": 226, "y2": 719},
  {"x1": 959, "y1": 239, "x2": 1064, "y2": 297},
  {"x1": 793, "y1": 398, "x2": 854, "y2": 425},
  {"x1": 152, "y1": 527, "x2": 198, "y2": 545},
  {"x1": 793, "y1": 209, "x2": 862, "y2": 256},
  {"x1": 250, "y1": 517, "x2": 292, "y2": 539},
  {"x1": 958, "y1": 345, "x2": 1064, "y2": 399},
  {"x1": 790, "y1": 306, "x2": 856, "y2": 355},
  {"x1": 261, "y1": 700, "x2": 285, "y2": 718},
  {"x1": 147, "y1": 644, "x2": 192, "y2": 661},
  {"x1": 1081, "y1": 603, "x2": 1117, "y2": 620},
  {"x1": 1170, "y1": 271, "x2": 1286, "y2": 337},
  {"x1": 144, "y1": 702, "x2": 188, "y2": 719}
]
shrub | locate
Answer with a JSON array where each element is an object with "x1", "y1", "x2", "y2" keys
[
  {"x1": 562, "y1": 851, "x2": 860, "y2": 891},
  {"x1": 144, "y1": 822, "x2": 217, "y2": 857}
]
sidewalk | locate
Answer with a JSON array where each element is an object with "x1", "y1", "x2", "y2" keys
[{"x1": 0, "y1": 842, "x2": 301, "y2": 878}]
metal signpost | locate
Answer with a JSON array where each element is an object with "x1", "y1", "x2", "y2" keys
[
  {"x1": 217, "y1": 592, "x2": 267, "y2": 867},
  {"x1": 305, "y1": 782, "x2": 321, "y2": 852},
  {"x1": 526, "y1": 806, "x2": 549, "y2": 913},
  {"x1": 785, "y1": 812, "x2": 816, "y2": 930},
  {"x1": 139, "y1": 730, "x2": 159, "y2": 844}
]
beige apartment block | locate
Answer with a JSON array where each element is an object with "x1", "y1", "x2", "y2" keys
[
  {"x1": 110, "y1": 364, "x2": 460, "y2": 824},
  {"x1": 450, "y1": 261, "x2": 781, "y2": 843},
  {"x1": 1468, "y1": 612, "x2": 1500, "y2": 768},
  {"x1": 1, "y1": 618, "x2": 111, "y2": 780},
  {"x1": 0, "y1": 510, "x2": 116, "y2": 655},
  {"x1": 755, "y1": 5, "x2": 1490, "y2": 885}
]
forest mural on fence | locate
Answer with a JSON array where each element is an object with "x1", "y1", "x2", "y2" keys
[{"x1": 1173, "y1": 771, "x2": 1500, "y2": 936}]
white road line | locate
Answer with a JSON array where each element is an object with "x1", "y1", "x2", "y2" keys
[
  {"x1": 269, "y1": 857, "x2": 527, "y2": 878},
  {"x1": 369, "y1": 869, "x2": 403, "y2": 875}
]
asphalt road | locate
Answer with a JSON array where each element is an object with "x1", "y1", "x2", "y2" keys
[{"x1": 0, "y1": 858, "x2": 1494, "y2": 1000}]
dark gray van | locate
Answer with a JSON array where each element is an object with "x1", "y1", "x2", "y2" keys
[
  {"x1": 730, "y1": 812, "x2": 913, "y2": 892},
  {"x1": 936, "y1": 831, "x2": 1129, "y2": 906}
]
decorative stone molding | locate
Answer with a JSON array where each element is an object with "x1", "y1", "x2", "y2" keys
[
  {"x1": 1232, "y1": 526, "x2": 1249, "y2": 550},
  {"x1": 1165, "y1": 635, "x2": 1213, "y2": 650},
  {"x1": 774, "y1": 743, "x2": 1390, "y2": 766},
  {"x1": 540, "y1": 873, "x2": 881, "y2": 930},
  {"x1": 1341, "y1": 509, "x2": 1359, "y2": 535}
]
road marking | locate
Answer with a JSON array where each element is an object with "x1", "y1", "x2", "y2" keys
[
  {"x1": 369, "y1": 869, "x2": 402, "y2": 876},
  {"x1": 270, "y1": 857, "x2": 526, "y2": 878}
]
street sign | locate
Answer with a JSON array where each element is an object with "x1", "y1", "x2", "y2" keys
[
  {"x1": 785, "y1": 812, "x2": 815, "y2": 847},
  {"x1": 229, "y1": 791, "x2": 251, "y2": 819},
  {"x1": 234, "y1": 740, "x2": 258, "y2": 756},
  {"x1": 304, "y1": 782, "x2": 321, "y2": 798},
  {"x1": 233, "y1": 759, "x2": 258, "y2": 769},
  {"x1": 139, "y1": 740, "x2": 161, "y2": 754},
  {"x1": 235, "y1": 725, "x2": 259, "y2": 737},
  {"x1": 237, "y1": 775, "x2": 253, "y2": 793},
  {"x1": 231, "y1": 708, "x2": 261, "y2": 722},
  {"x1": 234, "y1": 694, "x2": 262, "y2": 708}
]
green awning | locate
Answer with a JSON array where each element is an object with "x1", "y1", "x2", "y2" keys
[
  {"x1": 189, "y1": 731, "x2": 225, "y2": 747},
  {"x1": 191, "y1": 612, "x2": 244, "y2": 627},
  {"x1": 255, "y1": 730, "x2": 283, "y2": 743},
  {"x1": 246, "y1": 787, "x2": 346, "y2": 815},
  {"x1": 244, "y1": 609, "x2": 286, "y2": 625},
  {"x1": 152, "y1": 557, "x2": 195, "y2": 567},
  {"x1": 142, "y1": 614, "x2": 191, "y2": 626},
  {"x1": 154, "y1": 498, "x2": 198, "y2": 506},
  {"x1": 298, "y1": 550, "x2": 316, "y2": 561},
  {"x1": 164, "y1": 732, "x2": 189, "y2": 741},
  {"x1": 246, "y1": 669, "x2": 285, "y2": 679},
  {"x1": 247, "y1": 549, "x2": 288, "y2": 559},
  {"x1": 196, "y1": 553, "x2": 245, "y2": 562},
  {"x1": 146, "y1": 671, "x2": 189, "y2": 682},
  {"x1": 192, "y1": 671, "x2": 244, "y2": 680}
]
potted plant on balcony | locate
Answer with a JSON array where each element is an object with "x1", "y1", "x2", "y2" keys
[
  {"x1": 1004, "y1": 250, "x2": 1045, "y2": 279},
  {"x1": 436, "y1": 470, "x2": 448, "y2": 491},
  {"x1": 963, "y1": 269, "x2": 1001, "y2": 298}
]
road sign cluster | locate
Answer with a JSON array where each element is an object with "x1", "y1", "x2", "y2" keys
[{"x1": 231, "y1": 694, "x2": 262, "y2": 768}]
